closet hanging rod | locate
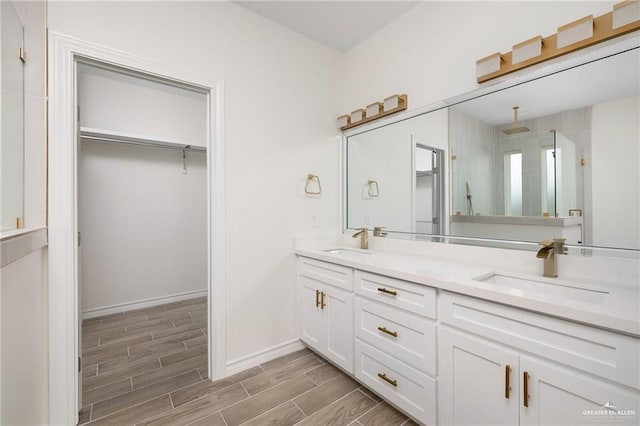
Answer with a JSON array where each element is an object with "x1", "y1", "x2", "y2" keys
[
  {"x1": 79, "y1": 127, "x2": 206, "y2": 153},
  {"x1": 80, "y1": 135, "x2": 206, "y2": 153}
]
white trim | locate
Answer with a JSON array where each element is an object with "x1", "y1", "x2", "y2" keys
[
  {"x1": 48, "y1": 32, "x2": 226, "y2": 425},
  {"x1": 225, "y1": 339, "x2": 305, "y2": 376},
  {"x1": 0, "y1": 227, "x2": 48, "y2": 268},
  {"x1": 82, "y1": 290, "x2": 207, "y2": 320}
]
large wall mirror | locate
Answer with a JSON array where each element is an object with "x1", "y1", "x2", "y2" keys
[{"x1": 345, "y1": 37, "x2": 639, "y2": 252}]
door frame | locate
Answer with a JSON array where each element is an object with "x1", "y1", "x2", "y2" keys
[
  {"x1": 412, "y1": 140, "x2": 445, "y2": 235},
  {"x1": 48, "y1": 32, "x2": 226, "y2": 425}
]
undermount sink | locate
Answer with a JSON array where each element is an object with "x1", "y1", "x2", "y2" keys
[
  {"x1": 323, "y1": 248, "x2": 371, "y2": 255},
  {"x1": 474, "y1": 272, "x2": 609, "y2": 303}
]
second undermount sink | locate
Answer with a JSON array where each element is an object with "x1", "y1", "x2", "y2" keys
[
  {"x1": 474, "y1": 272, "x2": 610, "y2": 303},
  {"x1": 323, "y1": 248, "x2": 371, "y2": 256}
]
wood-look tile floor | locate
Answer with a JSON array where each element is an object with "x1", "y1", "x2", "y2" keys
[{"x1": 81, "y1": 297, "x2": 415, "y2": 425}]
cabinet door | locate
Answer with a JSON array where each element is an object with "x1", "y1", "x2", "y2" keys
[
  {"x1": 439, "y1": 327, "x2": 520, "y2": 426},
  {"x1": 298, "y1": 276, "x2": 324, "y2": 353},
  {"x1": 520, "y1": 356, "x2": 640, "y2": 426},
  {"x1": 323, "y1": 285, "x2": 354, "y2": 374}
]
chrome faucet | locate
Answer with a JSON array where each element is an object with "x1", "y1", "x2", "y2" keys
[
  {"x1": 352, "y1": 227, "x2": 369, "y2": 249},
  {"x1": 536, "y1": 238, "x2": 566, "y2": 278},
  {"x1": 373, "y1": 226, "x2": 387, "y2": 237}
]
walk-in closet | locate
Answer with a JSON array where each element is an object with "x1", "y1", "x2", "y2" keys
[{"x1": 76, "y1": 62, "x2": 210, "y2": 421}]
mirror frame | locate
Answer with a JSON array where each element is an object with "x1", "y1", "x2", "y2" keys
[{"x1": 342, "y1": 34, "x2": 640, "y2": 255}]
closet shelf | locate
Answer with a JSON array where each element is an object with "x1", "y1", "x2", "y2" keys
[{"x1": 79, "y1": 127, "x2": 207, "y2": 152}]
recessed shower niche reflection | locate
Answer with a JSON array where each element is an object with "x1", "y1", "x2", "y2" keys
[{"x1": 449, "y1": 106, "x2": 585, "y2": 244}]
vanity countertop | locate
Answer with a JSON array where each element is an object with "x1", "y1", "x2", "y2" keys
[{"x1": 295, "y1": 246, "x2": 640, "y2": 337}]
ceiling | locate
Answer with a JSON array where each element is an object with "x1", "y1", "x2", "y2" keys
[{"x1": 232, "y1": 1, "x2": 419, "y2": 52}]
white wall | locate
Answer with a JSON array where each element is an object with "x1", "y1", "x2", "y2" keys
[
  {"x1": 592, "y1": 96, "x2": 640, "y2": 249},
  {"x1": 77, "y1": 63, "x2": 207, "y2": 147},
  {"x1": 342, "y1": 1, "x2": 615, "y2": 111},
  {"x1": 48, "y1": 1, "x2": 343, "y2": 362},
  {"x1": 79, "y1": 140, "x2": 207, "y2": 313},
  {"x1": 0, "y1": 247, "x2": 48, "y2": 425}
]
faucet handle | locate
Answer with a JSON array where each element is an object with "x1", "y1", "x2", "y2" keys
[
  {"x1": 373, "y1": 226, "x2": 387, "y2": 237},
  {"x1": 553, "y1": 238, "x2": 567, "y2": 254},
  {"x1": 539, "y1": 240, "x2": 554, "y2": 248}
]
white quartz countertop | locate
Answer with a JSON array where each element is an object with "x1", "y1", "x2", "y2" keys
[{"x1": 295, "y1": 246, "x2": 640, "y2": 337}]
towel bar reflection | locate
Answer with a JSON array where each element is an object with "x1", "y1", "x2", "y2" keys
[
  {"x1": 305, "y1": 174, "x2": 322, "y2": 195},
  {"x1": 368, "y1": 180, "x2": 380, "y2": 197}
]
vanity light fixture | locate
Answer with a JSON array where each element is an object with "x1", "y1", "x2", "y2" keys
[
  {"x1": 613, "y1": 0, "x2": 640, "y2": 28},
  {"x1": 337, "y1": 115, "x2": 350, "y2": 128},
  {"x1": 350, "y1": 109, "x2": 365, "y2": 124},
  {"x1": 512, "y1": 36, "x2": 543, "y2": 65},
  {"x1": 475, "y1": 52, "x2": 502, "y2": 78},
  {"x1": 366, "y1": 102, "x2": 383, "y2": 118},
  {"x1": 383, "y1": 94, "x2": 402, "y2": 111},
  {"x1": 557, "y1": 15, "x2": 594, "y2": 49},
  {"x1": 338, "y1": 94, "x2": 408, "y2": 131},
  {"x1": 476, "y1": 0, "x2": 640, "y2": 83}
]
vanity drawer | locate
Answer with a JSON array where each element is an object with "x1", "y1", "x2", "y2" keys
[
  {"x1": 440, "y1": 291, "x2": 640, "y2": 390},
  {"x1": 355, "y1": 339, "x2": 436, "y2": 425},
  {"x1": 355, "y1": 296, "x2": 436, "y2": 375},
  {"x1": 298, "y1": 257, "x2": 353, "y2": 291},
  {"x1": 354, "y1": 270, "x2": 436, "y2": 319}
]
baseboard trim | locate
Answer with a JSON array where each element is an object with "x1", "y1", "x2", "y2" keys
[
  {"x1": 82, "y1": 289, "x2": 207, "y2": 319},
  {"x1": 225, "y1": 339, "x2": 305, "y2": 376}
]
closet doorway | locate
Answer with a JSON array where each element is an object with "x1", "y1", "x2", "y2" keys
[
  {"x1": 413, "y1": 141, "x2": 445, "y2": 235},
  {"x1": 48, "y1": 33, "x2": 225, "y2": 425},
  {"x1": 77, "y1": 61, "x2": 210, "y2": 420}
]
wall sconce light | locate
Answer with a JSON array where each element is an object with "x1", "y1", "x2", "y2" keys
[
  {"x1": 383, "y1": 95, "x2": 402, "y2": 111},
  {"x1": 366, "y1": 102, "x2": 383, "y2": 118},
  {"x1": 512, "y1": 36, "x2": 543, "y2": 65},
  {"x1": 475, "y1": 52, "x2": 502, "y2": 78},
  {"x1": 338, "y1": 94, "x2": 408, "y2": 131},
  {"x1": 337, "y1": 115, "x2": 350, "y2": 128},
  {"x1": 350, "y1": 109, "x2": 365, "y2": 124},
  {"x1": 475, "y1": 1, "x2": 640, "y2": 83},
  {"x1": 557, "y1": 15, "x2": 594, "y2": 49},
  {"x1": 613, "y1": 0, "x2": 640, "y2": 28}
]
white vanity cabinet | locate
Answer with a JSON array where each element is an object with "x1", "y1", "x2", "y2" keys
[
  {"x1": 296, "y1": 253, "x2": 640, "y2": 426},
  {"x1": 438, "y1": 291, "x2": 640, "y2": 426},
  {"x1": 353, "y1": 271, "x2": 437, "y2": 425},
  {"x1": 297, "y1": 257, "x2": 354, "y2": 373},
  {"x1": 439, "y1": 327, "x2": 519, "y2": 426}
]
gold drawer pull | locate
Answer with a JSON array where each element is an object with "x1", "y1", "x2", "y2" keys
[
  {"x1": 377, "y1": 287, "x2": 397, "y2": 296},
  {"x1": 320, "y1": 292, "x2": 326, "y2": 309},
  {"x1": 523, "y1": 371, "x2": 530, "y2": 407},
  {"x1": 315, "y1": 290, "x2": 320, "y2": 308},
  {"x1": 505, "y1": 365, "x2": 511, "y2": 399},
  {"x1": 377, "y1": 372, "x2": 397, "y2": 387},
  {"x1": 377, "y1": 326, "x2": 398, "y2": 338}
]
